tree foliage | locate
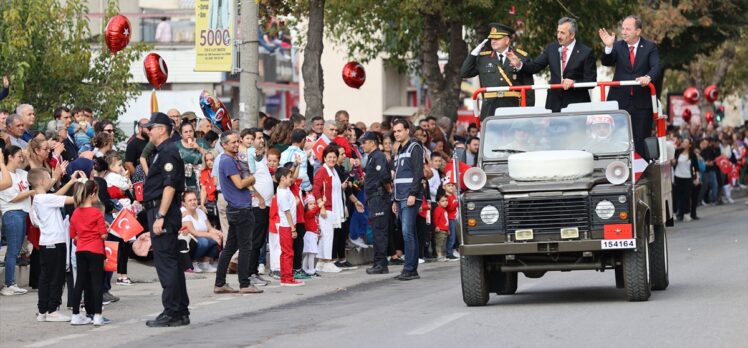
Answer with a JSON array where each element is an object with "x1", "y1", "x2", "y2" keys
[{"x1": 0, "y1": 0, "x2": 149, "y2": 124}]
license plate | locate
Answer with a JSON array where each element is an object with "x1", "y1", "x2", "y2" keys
[{"x1": 601, "y1": 239, "x2": 636, "y2": 249}]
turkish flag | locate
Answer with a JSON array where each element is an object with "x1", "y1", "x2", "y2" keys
[
  {"x1": 134, "y1": 182, "x2": 144, "y2": 202},
  {"x1": 104, "y1": 241, "x2": 119, "y2": 272},
  {"x1": 110, "y1": 209, "x2": 144, "y2": 241},
  {"x1": 312, "y1": 137, "x2": 329, "y2": 161},
  {"x1": 444, "y1": 160, "x2": 472, "y2": 188},
  {"x1": 715, "y1": 155, "x2": 734, "y2": 175}
]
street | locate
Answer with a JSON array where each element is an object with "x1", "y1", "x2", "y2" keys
[{"x1": 1, "y1": 199, "x2": 746, "y2": 348}]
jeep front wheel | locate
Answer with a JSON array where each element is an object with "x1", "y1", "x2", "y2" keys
[
  {"x1": 461, "y1": 255, "x2": 489, "y2": 306},
  {"x1": 649, "y1": 224, "x2": 669, "y2": 290},
  {"x1": 623, "y1": 227, "x2": 651, "y2": 301}
]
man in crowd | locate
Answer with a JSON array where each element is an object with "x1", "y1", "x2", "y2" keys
[
  {"x1": 468, "y1": 124, "x2": 479, "y2": 138},
  {"x1": 461, "y1": 23, "x2": 534, "y2": 119},
  {"x1": 248, "y1": 127, "x2": 273, "y2": 283},
  {"x1": 16, "y1": 104, "x2": 35, "y2": 141},
  {"x1": 599, "y1": 15, "x2": 660, "y2": 154},
  {"x1": 335, "y1": 110, "x2": 350, "y2": 130},
  {"x1": 167, "y1": 108, "x2": 182, "y2": 142},
  {"x1": 392, "y1": 119, "x2": 424, "y2": 281},
  {"x1": 461, "y1": 137, "x2": 480, "y2": 166},
  {"x1": 125, "y1": 118, "x2": 150, "y2": 179},
  {"x1": 508, "y1": 17, "x2": 597, "y2": 112},
  {"x1": 47, "y1": 106, "x2": 71, "y2": 133},
  {"x1": 363, "y1": 132, "x2": 392, "y2": 275},
  {"x1": 311, "y1": 116, "x2": 324, "y2": 136},
  {"x1": 290, "y1": 113, "x2": 306, "y2": 130},
  {"x1": 142, "y1": 112, "x2": 190, "y2": 327},
  {"x1": 6, "y1": 114, "x2": 28, "y2": 149}
]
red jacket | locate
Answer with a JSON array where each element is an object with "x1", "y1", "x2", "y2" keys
[
  {"x1": 433, "y1": 205, "x2": 449, "y2": 232},
  {"x1": 70, "y1": 207, "x2": 106, "y2": 255},
  {"x1": 304, "y1": 205, "x2": 320, "y2": 233},
  {"x1": 312, "y1": 166, "x2": 339, "y2": 210},
  {"x1": 447, "y1": 194, "x2": 458, "y2": 220},
  {"x1": 333, "y1": 136, "x2": 354, "y2": 158}
]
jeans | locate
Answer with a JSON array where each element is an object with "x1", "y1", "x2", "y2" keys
[
  {"x1": 215, "y1": 206, "x2": 254, "y2": 288},
  {"x1": 2, "y1": 210, "x2": 28, "y2": 286},
  {"x1": 447, "y1": 220, "x2": 457, "y2": 257},
  {"x1": 194, "y1": 237, "x2": 219, "y2": 260},
  {"x1": 398, "y1": 200, "x2": 420, "y2": 273},
  {"x1": 704, "y1": 170, "x2": 718, "y2": 203}
]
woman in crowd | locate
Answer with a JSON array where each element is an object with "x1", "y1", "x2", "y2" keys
[
  {"x1": 92, "y1": 132, "x2": 113, "y2": 158},
  {"x1": 270, "y1": 120, "x2": 293, "y2": 152},
  {"x1": 176, "y1": 122, "x2": 205, "y2": 191},
  {"x1": 672, "y1": 137, "x2": 699, "y2": 222},
  {"x1": 331, "y1": 145, "x2": 364, "y2": 270},
  {"x1": 181, "y1": 190, "x2": 222, "y2": 272},
  {"x1": 0, "y1": 146, "x2": 33, "y2": 296},
  {"x1": 312, "y1": 145, "x2": 344, "y2": 273}
]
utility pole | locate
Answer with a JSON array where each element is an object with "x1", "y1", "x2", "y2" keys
[{"x1": 238, "y1": 0, "x2": 259, "y2": 128}]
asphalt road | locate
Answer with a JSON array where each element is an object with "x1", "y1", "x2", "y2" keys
[{"x1": 2, "y1": 200, "x2": 746, "y2": 347}]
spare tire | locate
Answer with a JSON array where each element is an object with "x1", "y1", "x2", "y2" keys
[{"x1": 508, "y1": 150, "x2": 594, "y2": 181}]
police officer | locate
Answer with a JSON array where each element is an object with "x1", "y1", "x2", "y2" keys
[
  {"x1": 461, "y1": 23, "x2": 535, "y2": 119},
  {"x1": 362, "y1": 132, "x2": 392, "y2": 275},
  {"x1": 142, "y1": 112, "x2": 190, "y2": 327}
]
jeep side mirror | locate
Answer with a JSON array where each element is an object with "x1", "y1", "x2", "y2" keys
[{"x1": 643, "y1": 137, "x2": 659, "y2": 161}]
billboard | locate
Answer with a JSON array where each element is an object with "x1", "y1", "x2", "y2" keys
[{"x1": 195, "y1": 0, "x2": 235, "y2": 72}]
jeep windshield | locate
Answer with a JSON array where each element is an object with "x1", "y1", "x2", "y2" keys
[{"x1": 481, "y1": 112, "x2": 632, "y2": 160}]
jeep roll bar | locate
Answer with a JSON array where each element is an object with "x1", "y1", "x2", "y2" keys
[{"x1": 471, "y1": 80, "x2": 665, "y2": 138}]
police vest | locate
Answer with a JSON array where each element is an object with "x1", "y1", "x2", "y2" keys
[{"x1": 393, "y1": 141, "x2": 423, "y2": 201}]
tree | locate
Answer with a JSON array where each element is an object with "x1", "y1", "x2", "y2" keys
[
  {"x1": 302, "y1": 0, "x2": 325, "y2": 120},
  {"x1": 0, "y1": 0, "x2": 149, "y2": 124}
]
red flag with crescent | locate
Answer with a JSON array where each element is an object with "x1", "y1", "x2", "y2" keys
[
  {"x1": 110, "y1": 209, "x2": 144, "y2": 241},
  {"x1": 444, "y1": 160, "x2": 471, "y2": 188},
  {"x1": 104, "y1": 241, "x2": 119, "y2": 272},
  {"x1": 715, "y1": 155, "x2": 734, "y2": 175},
  {"x1": 312, "y1": 137, "x2": 330, "y2": 161}
]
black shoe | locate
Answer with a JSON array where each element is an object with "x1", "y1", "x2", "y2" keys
[
  {"x1": 691, "y1": 216, "x2": 700, "y2": 220},
  {"x1": 146, "y1": 314, "x2": 188, "y2": 327},
  {"x1": 395, "y1": 271, "x2": 420, "y2": 281},
  {"x1": 446, "y1": 255, "x2": 458, "y2": 260},
  {"x1": 181, "y1": 315, "x2": 190, "y2": 325},
  {"x1": 366, "y1": 265, "x2": 389, "y2": 274},
  {"x1": 389, "y1": 258, "x2": 404, "y2": 265},
  {"x1": 16, "y1": 258, "x2": 30, "y2": 267}
]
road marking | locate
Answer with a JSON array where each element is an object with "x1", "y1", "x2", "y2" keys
[
  {"x1": 216, "y1": 296, "x2": 235, "y2": 301},
  {"x1": 407, "y1": 312, "x2": 469, "y2": 335},
  {"x1": 196, "y1": 301, "x2": 218, "y2": 306},
  {"x1": 26, "y1": 333, "x2": 88, "y2": 347},
  {"x1": 94, "y1": 325, "x2": 118, "y2": 332}
]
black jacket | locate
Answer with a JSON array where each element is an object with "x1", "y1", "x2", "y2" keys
[
  {"x1": 673, "y1": 148, "x2": 699, "y2": 180},
  {"x1": 601, "y1": 38, "x2": 660, "y2": 110}
]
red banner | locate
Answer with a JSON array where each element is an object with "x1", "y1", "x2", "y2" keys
[
  {"x1": 110, "y1": 209, "x2": 144, "y2": 241},
  {"x1": 104, "y1": 241, "x2": 119, "y2": 272}
]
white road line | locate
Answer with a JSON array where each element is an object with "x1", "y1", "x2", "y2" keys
[
  {"x1": 216, "y1": 296, "x2": 235, "y2": 301},
  {"x1": 26, "y1": 333, "x2": 89, "y2": 347},
  {"x1": 94, "y1": 325, "x2": 118, "y2": 332},
  {"x1": 196, "y1": 301, "x2": 218, "y2": 306},
  {"x1": 407, "y1": 312, "x2": 470, "y2": 335}
]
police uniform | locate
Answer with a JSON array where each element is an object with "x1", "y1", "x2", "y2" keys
[
  {"x1": 142, "y1": 112, "x2": 189, "y2": 326},
  {"x1": 393, "y1": 136, "x2": 424, "y2": 279},
  {"x1": 361, "y1": 133, "x2": 392, "y2": 273},
  {"x1": 461, "y1": 23, "x2": 535, "y2": 119}
]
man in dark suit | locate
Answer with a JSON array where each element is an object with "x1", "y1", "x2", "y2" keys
[
  {"x1": 599, "y1": 15, "x2": 660, "y2": 154},
  {"x1": 508, "y1": 17, "x2": 597, "y2": 112}
]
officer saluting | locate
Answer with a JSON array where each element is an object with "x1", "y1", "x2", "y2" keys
[
  {"x1": 142, "y1": 112, "x2": 190, "y2": 327},
  {"x1": 461, "y1": 23, "x2": 534, "y2": 119},
  {"x1": 361, "y1": 132, "x2": 392, "y2": 275}
]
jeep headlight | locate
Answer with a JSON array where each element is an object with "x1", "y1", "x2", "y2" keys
[
  {"x1": 480, "y1": 205, "x2": 500, "y2": 224},
  {"x1": 595, "y1": 200, "x2": 615, "y2": 219}
]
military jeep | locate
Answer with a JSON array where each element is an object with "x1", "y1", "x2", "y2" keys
[{"x1": 458, "y1": 96, "x2": 672, "y2": 306}]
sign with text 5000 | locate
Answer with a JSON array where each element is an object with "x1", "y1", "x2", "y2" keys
[{"x1": 195, "y1": 0, "x2": 234, "y2": 72}]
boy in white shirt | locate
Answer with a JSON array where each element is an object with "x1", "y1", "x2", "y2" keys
[
  {"x1": 28, "y1": 168, "x2": 85, "y2": 322},
  {"x1": 275, "y1": 167, "x2": 303, "y2": 287}
]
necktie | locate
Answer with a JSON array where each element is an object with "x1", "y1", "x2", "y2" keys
[
  {"x1": 561, "y1": 46, "x2": 568, "y2": 73},
  {"x1": 498, "y1": 54, "x2": 504, "y2": 65},
  {"x1": 629, "y1": 45, "x2": 635, "y2": 95}
]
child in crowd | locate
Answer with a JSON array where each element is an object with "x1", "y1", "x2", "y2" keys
[
  {"x1": 69, "y1": 111, "x2": 94, "y2": 153},
  {"x1": 68, "y1": 180, "x2": 108, "y2": 326},
  {"x1": 29, "y1": 168, "x2": 83, "y2": 322},
  {"x1": 267, "y1": 195, "x2": 281, "y2": 279},
  {"x1": 432, "y1": 194, "x2": 450, "y2": 262},
  {"x1": 444, "y1": 179, "x2": 459, "y2": 261},
  {"x1": 199, "y1": 151, "x2": 219, "y2": 227},
  {"x1": 267, "y1": 148, "x2": 280, "y2": 176},
  {"x1": 302, "y1": 194, "x2": 321, "y2": 277},
  {"x1": 275, "y1": 167, "x2": 304, "y2": 287},
  {"x1": 103, "y1": 151, "x2": 131, "y2": 200}
]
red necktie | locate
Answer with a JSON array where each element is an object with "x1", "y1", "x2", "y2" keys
[
  {"x1": 561, "y1": 46, "x2": 568, "y2": 73},
  {"x1": 629, "y1": 45, "x2": 635, "y2": 95}
]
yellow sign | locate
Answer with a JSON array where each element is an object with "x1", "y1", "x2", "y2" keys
[{"x1": 195, "y1": 0, "x2": 234, "y2": 72}]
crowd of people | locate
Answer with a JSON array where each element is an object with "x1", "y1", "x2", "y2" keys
[{"x1": 0, "y1": 96, "x2": 746, "y2": 326}]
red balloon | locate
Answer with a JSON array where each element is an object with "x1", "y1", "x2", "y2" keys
[
  {"x1": 704, "y1": 85, "x2": 719, "y2": 103},
  {"x1": 682, "y1": 108, "x2": 692, "y2": 123},
  {"x1": 105, "y1": 15, "x2": 131, "y2": 55},
  {"x1": 683, "y1": 87, "x2": 700, "y2": 105},
  {"x1": 705, "y1": 111, "x2": 714, "y2": 124},
  {"x1": 143, "y1": 53, "x2": 168, "y2": 89},
  {"x1": 342, "y1": 61, "x2": 366, "y2": 89}
]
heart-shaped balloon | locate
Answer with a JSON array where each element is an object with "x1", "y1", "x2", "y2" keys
[
  {"x1": 105, "y1": 15, "x2": 131, "y2": 55},
  {"x1": 143, "y1": 53, "x2": 168, "y2": 89}
]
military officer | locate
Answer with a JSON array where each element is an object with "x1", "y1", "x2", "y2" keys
[
  {"x1": 362, "y1": 132, "x2": 392, "y2": 275},
  {"x1": 142, "y1": 112, "x2": 190, "y2": 327},
  {"x1": 461, "y1": 23, "x2": 535, "y2": 119}
]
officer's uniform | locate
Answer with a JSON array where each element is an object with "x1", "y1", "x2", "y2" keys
[
  {"x1": 461, "y1": 23, "x2": 535, "y2": 119},
  {"x1": 362, "y1": 133, "x2": 392, "y2": 270},
  {"x1": 393, "y1": 137, "x2": 424, "y2": 276},
  {"x1": 143, "y1": 114, "x2": 189, "y2": 322}
]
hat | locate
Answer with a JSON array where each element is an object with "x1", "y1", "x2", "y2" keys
[
  {"x1": 360, "y1": 131, "x2": 379, "y2": 143},
  {"x1": 487, "y1": 23, "x2": 515, "y2": 39},
  {"x1": 144, "y1": 112, "x2": 173, "y2": 129},
  {"x1": 66, "y1": 157, "x2": 94, "y2": 178},
  {"x1": 181, "y1": 111, "x2": 197, "y2": 121},
  {"x1": 305, "y1": 194, "x2": 316, "y2": 205}
]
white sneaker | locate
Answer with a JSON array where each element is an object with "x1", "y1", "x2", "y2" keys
[
  {"x1": 453, "y1": 250, "x2": 461, "y2": 257},
  {"x1": 70, "y1": 314, "x2": 92, "y2": 325},
  {"x1": 191, "y1": 262, "x2": 204, "y2": 273},
  {"x1": 257, "y1": 264, "x2": 266, "y2": 275},
  {"x1": 684, "y1": 215, "x2": 692, "y2": 222},
  {"x1": 321, "y1": 262, "x2": 342, "y2": 273},
  {"x1": 1, "y1": 284, "x2": 28, "y2": 296},
  {"x1": 315, "y1": 262, "x2": 325, "y2": 272},
  {"x1": 349, "y1": 237, "x2": 369, "y2": 249},
  {"x1": 93, "y1": 314, "x2": 106, "y2": 326},
  {"x1": 205, "y1": 263, "x2": 218, "y2": 273},
  {"x1": 418, "y1": 258, "x2": 425, "y2": 264},
  {"x1": 36, "y1": 313, "x2": 47, "y2": 322},
  {"x1": 45, "y1": 311, "x2": 71, "y2": 322}
]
